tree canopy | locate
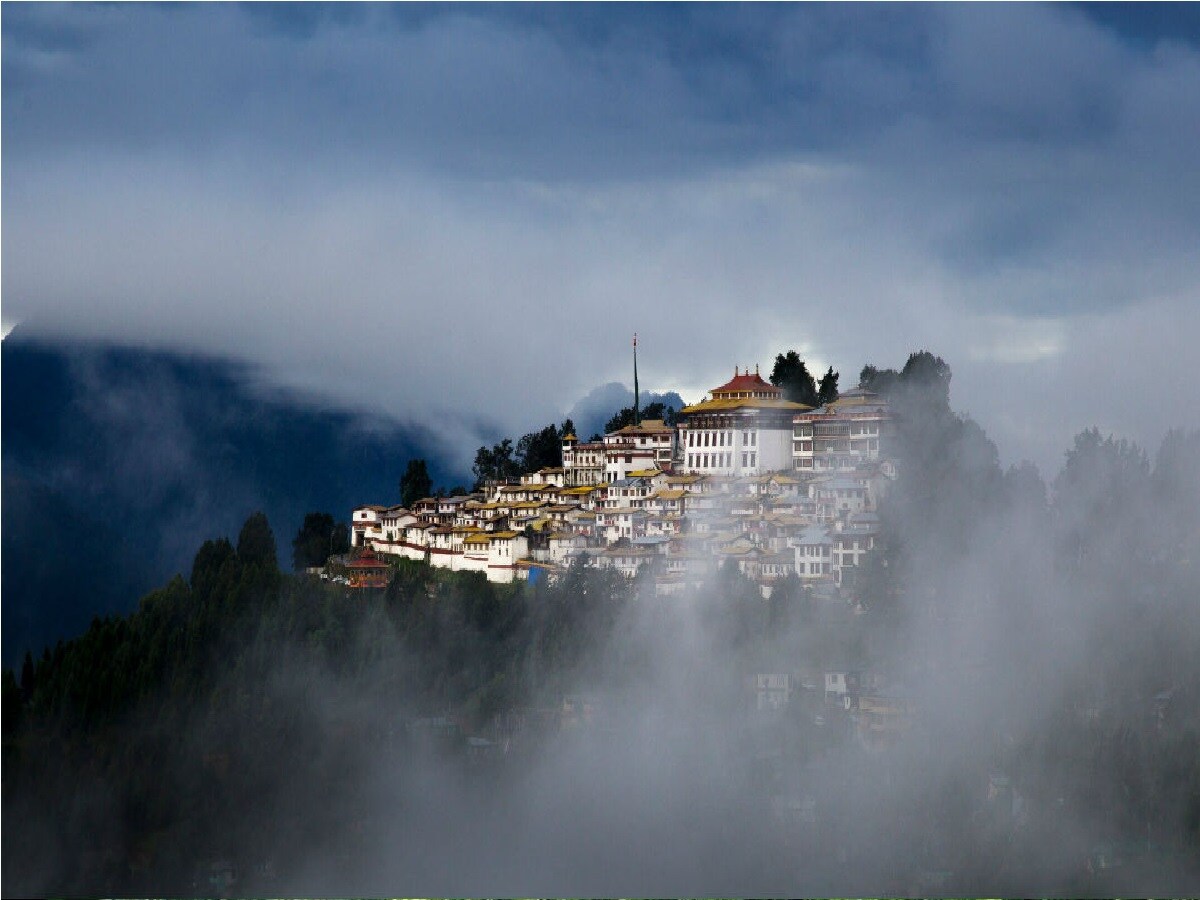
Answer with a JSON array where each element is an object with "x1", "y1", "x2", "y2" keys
[
  {"x1": 817, "y1": 365, "x2": 840, "y2": 406},
  {"x1": 769, "y1": 351, "x2": 819, "y2": 407},
  {"x1": 236, "y1": 512, "x2": 278, "y2": 572},
  {"x1": 473, "y1": 421, "x2": 578, "y2": 487},
  {"x1": 604, "y1": 400, "x2": 676, "y2": 433},
  {"x1": 291, "y1": 512, "x2": 349, "y2": 571},
  {"x1": 516, "y1": 424, "x2": 563, "y2": 473},
  {"x1": 400, "y1": 459, "x2": 433, "y2": 507}
]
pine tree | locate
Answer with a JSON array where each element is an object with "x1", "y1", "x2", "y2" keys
[
  {"x1": 400, "y1": 458, "x2": 433, "y2": 507},
  {"x1": 769, "y1": 351, "x2": 819, "y2": 406}
]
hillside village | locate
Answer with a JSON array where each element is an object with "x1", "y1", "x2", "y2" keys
[{"x1": 347, "y1": 365, "x2": 896, "y2": 602}]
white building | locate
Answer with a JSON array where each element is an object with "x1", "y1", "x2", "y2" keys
[
  {"x1": 791, "y1": 525, "x2": 834, "y2": 580},
  {"x1": 792, "y1": 388, "x2": 893, "y2": 473},
  {"x1": 351, "y1": 505, "x2": 387, "y2": 548},
  {"x1": 562, "y1": 434, "x2": 606, "y2": 486},
  {"x1": 810, "y1": 474, "x2": 871, "y2": 519},
  {"x1": 602, "y1": 419, "x2": 675, "y2": 482},
  {"x1": 678, "y1": 368, "x2": 810, "y2": 476},
  {"x1": 459, "y1": 530, "x2": 528, "y2": 583}
]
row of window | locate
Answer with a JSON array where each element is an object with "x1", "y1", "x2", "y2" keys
[
  {"x1": 685, "y1": 452, "x2": 758, "y2": 469},
  {"x1": 794, "y1": 439, "x2": 881, "y2": 452},
  {"x1": 799, "y1": 553, "x2": 864, "y2": 573},
  {"x1": 686, "y1": 430, "x2": 757, "y2": 447},
  {"x1": 796, "y1": 423, "x2": 881, "y2": 435},
  {"x1": 796, "y1": 457, "x2": 865, "y2": 470}
]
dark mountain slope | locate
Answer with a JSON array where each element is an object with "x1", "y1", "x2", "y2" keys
[{"x1": 2, "y1": 336, "x2": 455, "y2": 664}]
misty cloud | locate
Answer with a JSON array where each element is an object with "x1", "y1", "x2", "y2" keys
[{"x1": 4, "y1": 3, "x2": 1198, "y2": 474}]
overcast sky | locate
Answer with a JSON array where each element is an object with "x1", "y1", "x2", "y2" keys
[{"x1": 4, "y1": 3, "x2": 1199, "y2": 474}]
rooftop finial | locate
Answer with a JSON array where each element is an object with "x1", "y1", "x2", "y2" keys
[
  {"x1": 755, "y1": 363, "x2": 760, "y2": 375},
  {"x1": 735, "y1": 365, "x2": 739, "y2": 377}
]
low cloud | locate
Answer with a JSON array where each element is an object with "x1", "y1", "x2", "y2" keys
[{"x1": 3, "y1": 4, "x2": 1197, "y2": 474}]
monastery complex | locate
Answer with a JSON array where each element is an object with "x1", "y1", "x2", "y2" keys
[{"x1": 349, "y1": 366, "x2": 895, "y2": 598}]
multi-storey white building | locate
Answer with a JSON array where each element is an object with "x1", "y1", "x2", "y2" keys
[
  {"x1": 602, "y1": 419, "x2": 675, "y2": 482},
  {"x1": 677, "y1": 368, "x2": 810, "y2": 476},
  {"x1": 791, "y1": 525, "x2": 834, "y2": 580},
  {"x1": 792, "y1": 387, "x2": 893, "y2": 473},
  {"x1": 561, "y1": 433, "x2": 606, "y2": 486},
  {"x1": 351, "y1": 505, "x2": 388, "y2": 548}
]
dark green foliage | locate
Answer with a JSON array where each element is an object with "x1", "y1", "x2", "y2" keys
[
  {"x1": 2, "y1": 668, "x2": 19, "y2": 733},
  {"x1": 516, "y1": 423, "x2": 563, "y2": 472},
  {"x1": 399, "y1": 458, "x2": 433, "y2": 508},
  {"x1": 291, "y1": 512, "x2": 346, "y2": 571},
  {"x1": 190, "y1": 537, "x2": 236, "y2": 600},
  {"x1": 1052, "y1": 427, "x2": 1152, "y2": 571},
  {"x1": 19, "y1": 650, "x2": 35, "y2": 699},
  {"x1": 236, "y1": 512, "x2": 278, "y2": 572},
  {"x1": 332, "y1": 521, "x2": 350, "y2": 553},
  {"x1": 472, "y1": 438, "x2": 521, "y2": 487},
  {"x1": 859, "y1": 363, "x2": 899, "y2": 394},
  {"x1": 1, "y1": 524, "x2": 650, "y2": 894},
  {"x1": 1004, "y1": 460, "x2": 1048, "y2": 514},
  {"x1": 899, "y1": 350, "x2": 952, "y2": 404},
  {"x1": 473, "y1": 420, "x2": 580, "y2": 489},
  {"x1": 817, "y1": 365, "x2": 840, "y2": 406},
  {"x1": 6, "y1": 351, "x2": 1200, "y2": 895},
  {"x1": 769, "y1": 350, "x2": 819, "y2": 406},
  {"x1": 603, "y1": 400, "x2": 676, "y2": 433}
]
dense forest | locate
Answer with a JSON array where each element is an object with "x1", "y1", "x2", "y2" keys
[{"x1": 4, "y1": 351, "x2": 1200, "y2": 896}]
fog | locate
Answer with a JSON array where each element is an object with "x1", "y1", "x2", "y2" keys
[
  {"x1": 5, "y1": 4, "x2": 1200, "y2": 891},
  {"x1": 5, "y1": 3, "x2": 1200, "y2": 473},
  {"x1": 8, "y1": 366, "x2": 1195, "y2": 896}
]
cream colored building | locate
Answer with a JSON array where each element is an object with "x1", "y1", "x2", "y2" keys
[{"x1": 678, "y1": 368, "x2": 810, "y2": 476}]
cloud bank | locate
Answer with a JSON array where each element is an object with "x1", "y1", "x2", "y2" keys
[{"x1": 4, "y1": 3, "x2": 1198, "y2": 472}]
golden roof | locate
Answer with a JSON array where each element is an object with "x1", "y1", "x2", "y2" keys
[
  {"x1": 613, "y1": 419, "x2": 671, "y2": 435},
  {"x1": 680, "y1": 397, "x2": 811, "y2": 414}
]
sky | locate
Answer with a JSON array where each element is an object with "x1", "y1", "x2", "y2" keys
[{"x1": 4, "y1": 2, "x2": 1199, "y2": 476}]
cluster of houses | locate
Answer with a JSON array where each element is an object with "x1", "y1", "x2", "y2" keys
[{"x1": 348, "y1": 366, "x2": 896, "y2": 598}]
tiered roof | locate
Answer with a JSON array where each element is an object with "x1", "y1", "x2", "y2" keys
[{"x1": 681, "y1": 367, "x2": 811, "y2": 414}]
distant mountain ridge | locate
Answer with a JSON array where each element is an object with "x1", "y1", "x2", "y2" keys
[
  {"x1": 1, "y1": 337, "x2": 450, "y2": 665},
  {"x1": 566, "y1": 382, "x2": 685, "y2": 439},
  {"x1": 1, "y1": 338, "x2": 679, "y2": 664}
]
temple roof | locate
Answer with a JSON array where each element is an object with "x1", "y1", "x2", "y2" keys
[{"x1": 710, "y1": 370, "x2": 780, "y2": 397}]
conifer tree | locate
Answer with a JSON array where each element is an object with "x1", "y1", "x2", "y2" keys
[{"x1": 400, "y1": 458, "x2": 433, "y2": 507}]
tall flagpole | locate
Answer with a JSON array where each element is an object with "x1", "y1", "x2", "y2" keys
[{"x1": 633, "y1": 333, "x2": 640, "y2": 426}]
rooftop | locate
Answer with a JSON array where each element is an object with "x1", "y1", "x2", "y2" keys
[{"x1": 710, "y1": 368, "x2": 781, "y2": 397}]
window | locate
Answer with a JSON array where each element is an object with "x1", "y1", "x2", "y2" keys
[
  {"x1": 750, "y1": 453, "x2": 757, "y2": 468},
  {"x1": 750, "y1": 432, "x2": 756, "y2": 446}
]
